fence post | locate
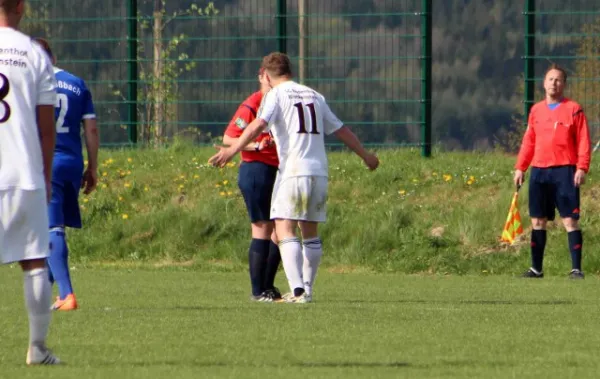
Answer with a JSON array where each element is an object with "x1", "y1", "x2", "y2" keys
[
  {"x1": 127, "y1": 0, "x2": 138, "y2": 145},
  {"x1": 524, "y1": 0, "x2": 536, "y2": 122},
  {"x1": 277, "y1": 0, "x2": 287, "y2": 53},
  {"x1": 298, "y1": 0, "x2": 308, "y2": 84},
  {"x1": 421, "y1": 0, "x2": 432, "y2": 157}
]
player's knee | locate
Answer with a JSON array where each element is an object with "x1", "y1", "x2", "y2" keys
[
  {"x1": 531, "y1": 217, "x2": 547, "y2": 230},
  {"x1": 251, "y1": 221, "x2": 273, "y2": 239},
  {"x1": 19, "y1": 258, "x2": 47, "y2": 272},
  {"x1": 562, "y1": 217, "x2": 579, "y2": 231}
]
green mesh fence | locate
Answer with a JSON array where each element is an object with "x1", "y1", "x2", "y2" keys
[
  {"x1": 21, "y1": 0, "x2": 431, "y2": 152},
  {"x1": 525, "y1": 0, "x2": 600, "y2": 148}
]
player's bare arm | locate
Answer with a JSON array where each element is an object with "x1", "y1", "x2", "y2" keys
[
  {"x1": 222, "y1": 134, "x2": 271, "y2": 152},
  {"x1": 209, "y1": 118, "x2": 268, "y2": 167},
  {"x1": 333, "y1": 126, "x2": 379, "y2": 170},
  {"x1": 36, "y1": 104, "x2": 56, "y2": 202},
  {"x1": 82, "y1": 118, "x2": 99, "y2": 194}
]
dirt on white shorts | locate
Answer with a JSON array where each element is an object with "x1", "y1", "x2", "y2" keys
[
  {"x1": 0, "y1": 189, "x2": 49, "y2": 264},
  {"x1": 270, "y1": 175, "x2": 328, "y2": 222}
]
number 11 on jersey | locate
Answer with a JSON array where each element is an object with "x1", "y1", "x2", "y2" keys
[
  {"x1": 55, "y1": 93, "x2": 69, "y2": 133},
  {"x1": 294, "y1": 102, "x2": 319, "y2": 134}
]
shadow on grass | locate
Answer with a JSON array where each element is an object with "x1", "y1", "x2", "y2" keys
[
  {"x1": 123, "y1": 360, "x2": 411, "y2": 368},
  {"x1": 326, "y1": 299, "x2": 575, "y2": 305}
]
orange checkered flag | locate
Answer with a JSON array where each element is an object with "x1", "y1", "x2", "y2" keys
[{"x1": 501, "y1": 185, "x2": 524, "y2": 245}]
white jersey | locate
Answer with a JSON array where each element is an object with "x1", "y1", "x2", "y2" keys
[
  {"x1": 0, "y1": 27, "x2": 56, "y2": 190},
  {"x1": 257, "y1": 81, "x2": 343, "y2": 178}
]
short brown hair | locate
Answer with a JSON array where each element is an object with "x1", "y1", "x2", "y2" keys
[
  {"x1": 0, "y1": 0, "x2": 21, "y2": 12},
  {"x1": 545, "y1": 63, "x2": 567, "y2": 82},
  {"x1": 33, "y1": 37, "x2": 53, "y2": 59},
  {"x1": 261, "y1": 52, "x2": 292, "y2": 78}
]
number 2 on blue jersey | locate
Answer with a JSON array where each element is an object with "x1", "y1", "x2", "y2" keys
[{"x1": 55, "y1": 93, "x2": 69, "y2": 133}]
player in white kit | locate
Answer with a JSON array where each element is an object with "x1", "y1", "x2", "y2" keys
[
  {"x1": 0, "y1": 0, "x2": 61, "y2": 365},
  {"x1": 209, "y1": 52, "x2": 379, "y2": 303}
]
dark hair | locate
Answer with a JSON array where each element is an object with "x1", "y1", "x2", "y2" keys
[
  {"x1": 0, "y1": 0, "x2": 21, "y2": 13},
  {"x1": 261, "y1": 52, "x2": 292, "y2": 78},
  {"x1": 33, "y1": 37, "x2": 54, "y2": 59},
  {"x1": 545, "y1": 63, "x2": 567, "y2": 82}
]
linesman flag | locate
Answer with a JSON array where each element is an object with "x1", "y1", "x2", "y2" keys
[{"x1": 501, "y1": 186, "x2": 523, "y2": 245}]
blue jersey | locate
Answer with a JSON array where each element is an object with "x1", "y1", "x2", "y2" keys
[{"x1": 53, "y1": 68, "x2": 95, "y2": 162}]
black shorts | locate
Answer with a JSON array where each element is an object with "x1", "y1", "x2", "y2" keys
[
  {"x1": 529, "y1": 165, "x2": 580, "y2": 221},
  {"x1": 238, "y1": 161, "x2": 278, "y2": 223}
]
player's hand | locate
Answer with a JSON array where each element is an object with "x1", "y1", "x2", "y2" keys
[
  {"x1": 82, "y1": 168, "x2": 98, "y2": 195},
  {"x1": 208, "y1": 145, "x2": 236, "y2": 168},
  {"x1": 45, "y1": 180, "x2": 52, "y2": 203},
  {"x1": 513, "y1": 170, "x2": 524, "y2": 188},
  {"x1": 258, "y1": 137, "x2": 274, "y2": 151},
  {"x1": 574, "y1": 169, "x2": 586, "y2": 187},
  {"x1": 363, "y1": 153, "x2": 379, "y2": 171}
]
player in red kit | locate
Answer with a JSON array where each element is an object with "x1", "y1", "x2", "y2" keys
[
  {"x1": 221, "y1": 68, "x2": 282, "y2": 302},
  {"x1": 514, "y1": 64, "x2": 591, "y2": 279}
]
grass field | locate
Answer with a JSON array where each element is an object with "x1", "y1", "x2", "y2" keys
[
  {"x1": 66, "y1": 143, "x2": 600, "y2": 276},
  {"x1": 1, "y1": 268, "x2": 599, "y2": 378}
]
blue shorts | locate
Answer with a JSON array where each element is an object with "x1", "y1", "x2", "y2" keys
[
  {"x1": 529, "y1": 166, "x2": 580, "y2": 221},
  {"x1": 238, "y1": 161, "x2": 278, "y2": 223},
  {"x1": 48, "y1": 160, "x2": 83, "y2": 229}
]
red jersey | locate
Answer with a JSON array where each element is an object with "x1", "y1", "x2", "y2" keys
[
  {"x1": 516, "y1": 98, "x2": 591, "y2": 173},
  {"x1": 224, "y1": 91, "x2": 278, "y2": 167}
]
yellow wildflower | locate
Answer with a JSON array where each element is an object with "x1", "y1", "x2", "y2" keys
[
  {"x1": 398, "y1": 190, "x2": 406, "y2": 195},
  {"x1": 443, "y1": 174, "x2": 452, "y2": 182},
  {"x1": 122, "y1": 214, "x2": 129, "y2": 220},
  {"x1": 227, "y1": 191, "x2": 233, "y2": 196},
  {"x1": 83, "y1": 198, "x2": 89, "y2": 203},
  {"x1": 102, "y1": 172, "x2": 108, "y2": 177},
  {"x1": 223, "y1": 180, "x2": 229, "y2": 185},
  {"x1": 124, "y1": 182, "x2": 131, "y2": 188},
  {"x1": 127, "y1": 158, "x2": 133, "y2": 163},
  {"x1": 219, "y1": 191, "x2": 226, "y2": 196},
  {"x1": 118, "y1": 196, "x2": 123, "y2": 201}
]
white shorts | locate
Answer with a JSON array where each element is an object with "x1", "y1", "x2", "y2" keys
[
  {"x1": 270, "y1": 175, "x2": 328, "y2": 222},
  {"x1": 0, "y1": 189, "x2": 49, "y2": 264}
]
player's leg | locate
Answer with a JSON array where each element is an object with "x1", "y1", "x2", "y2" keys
[
  {"x1": 238, "y1": 162, "x2": 275, "y2": 300},
  {"x1": 47, "y1": 180, "x2": 77, "y2": 310},
  {"x1": 297, "y1": 176, "x2": 328, "y2": 302},
  {"x1": 264, "y1": 229, "x2": 282, "y2": 297},
  {"x1": 262, "y1": 164, "x2": 281, "y2": 296},
  {"x1": 274, "y1": 218, "x2": 304, "y2": 300},
  {"x1": 20, "y1": 259, "x2": 59, "y2": 365},
  {"x1": 271, "y1": 175, "x2": 305, "y2": 299},
  {"x1": 1, "y1": 189, "x2": 59, "y2": 364},
  {"x1": 523, "y1": 168, "x2": 551, "y2": 278},
  {"x1": 555, "y1": 166, "x2": 584, "y2": 279}
]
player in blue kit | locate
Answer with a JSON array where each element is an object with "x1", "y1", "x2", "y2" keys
[{"x1": 34, "y1": 38, "x2": 99, "y2": 311}]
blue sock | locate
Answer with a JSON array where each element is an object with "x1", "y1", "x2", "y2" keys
[
  {"x1": 249, "y1": 238, "x2": 270, "y2": 296},
  {"x1": 47, "y1": 227, "x2": 73, "y2": 299},
  {"x1": 568, "y1": 230, "x2": 583, "y2": 271},
  {"x1": 531, "y1": 229, "x2": 546, "y2": 273},
  {"x1": 264, "y1": 241, "x2": 281, "y2": 291}
]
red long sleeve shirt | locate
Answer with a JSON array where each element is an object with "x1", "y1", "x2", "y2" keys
[{"x1": 515, "y1": 98, "x2": 591, "y2": 173}]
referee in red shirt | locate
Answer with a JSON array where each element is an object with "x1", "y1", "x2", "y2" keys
[
  {"x1": 222, "y1": 68, "x2": 282, "y2": 301},
  {"x1": 514, "y1": 64, "x2": 591, "y2": 279}
]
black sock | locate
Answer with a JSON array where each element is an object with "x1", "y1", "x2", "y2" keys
[
  {"x1": 264, "y1": 241, "x2": 281, "y2": 291},
  {"x1": 531, "y1": 230, "x2": 547, "y2": 273},
  {"x1": 249, "y1": 239, "x2": 270, "y2": 296},
  {"x1": 568, "y1": 230, "x2": 583, "y2": 271}
]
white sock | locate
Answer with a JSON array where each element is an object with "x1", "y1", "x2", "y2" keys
[
  {"x1": 302, "y1": 238, "x2": 323, "y2": 296},
  {"x1": 24, "y1": 268, "x2": 52, "y2": 346},
  {"x1": 279, "y1": 238, "x2": 304, "y2": 293}
]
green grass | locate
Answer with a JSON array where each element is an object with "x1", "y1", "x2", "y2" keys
[
  {"x1": 1, "y1": 269, "x2": 600, "y2": 378},
  {"x1": 68, "y1": 142, "x2": 600, "y2": 276}
]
